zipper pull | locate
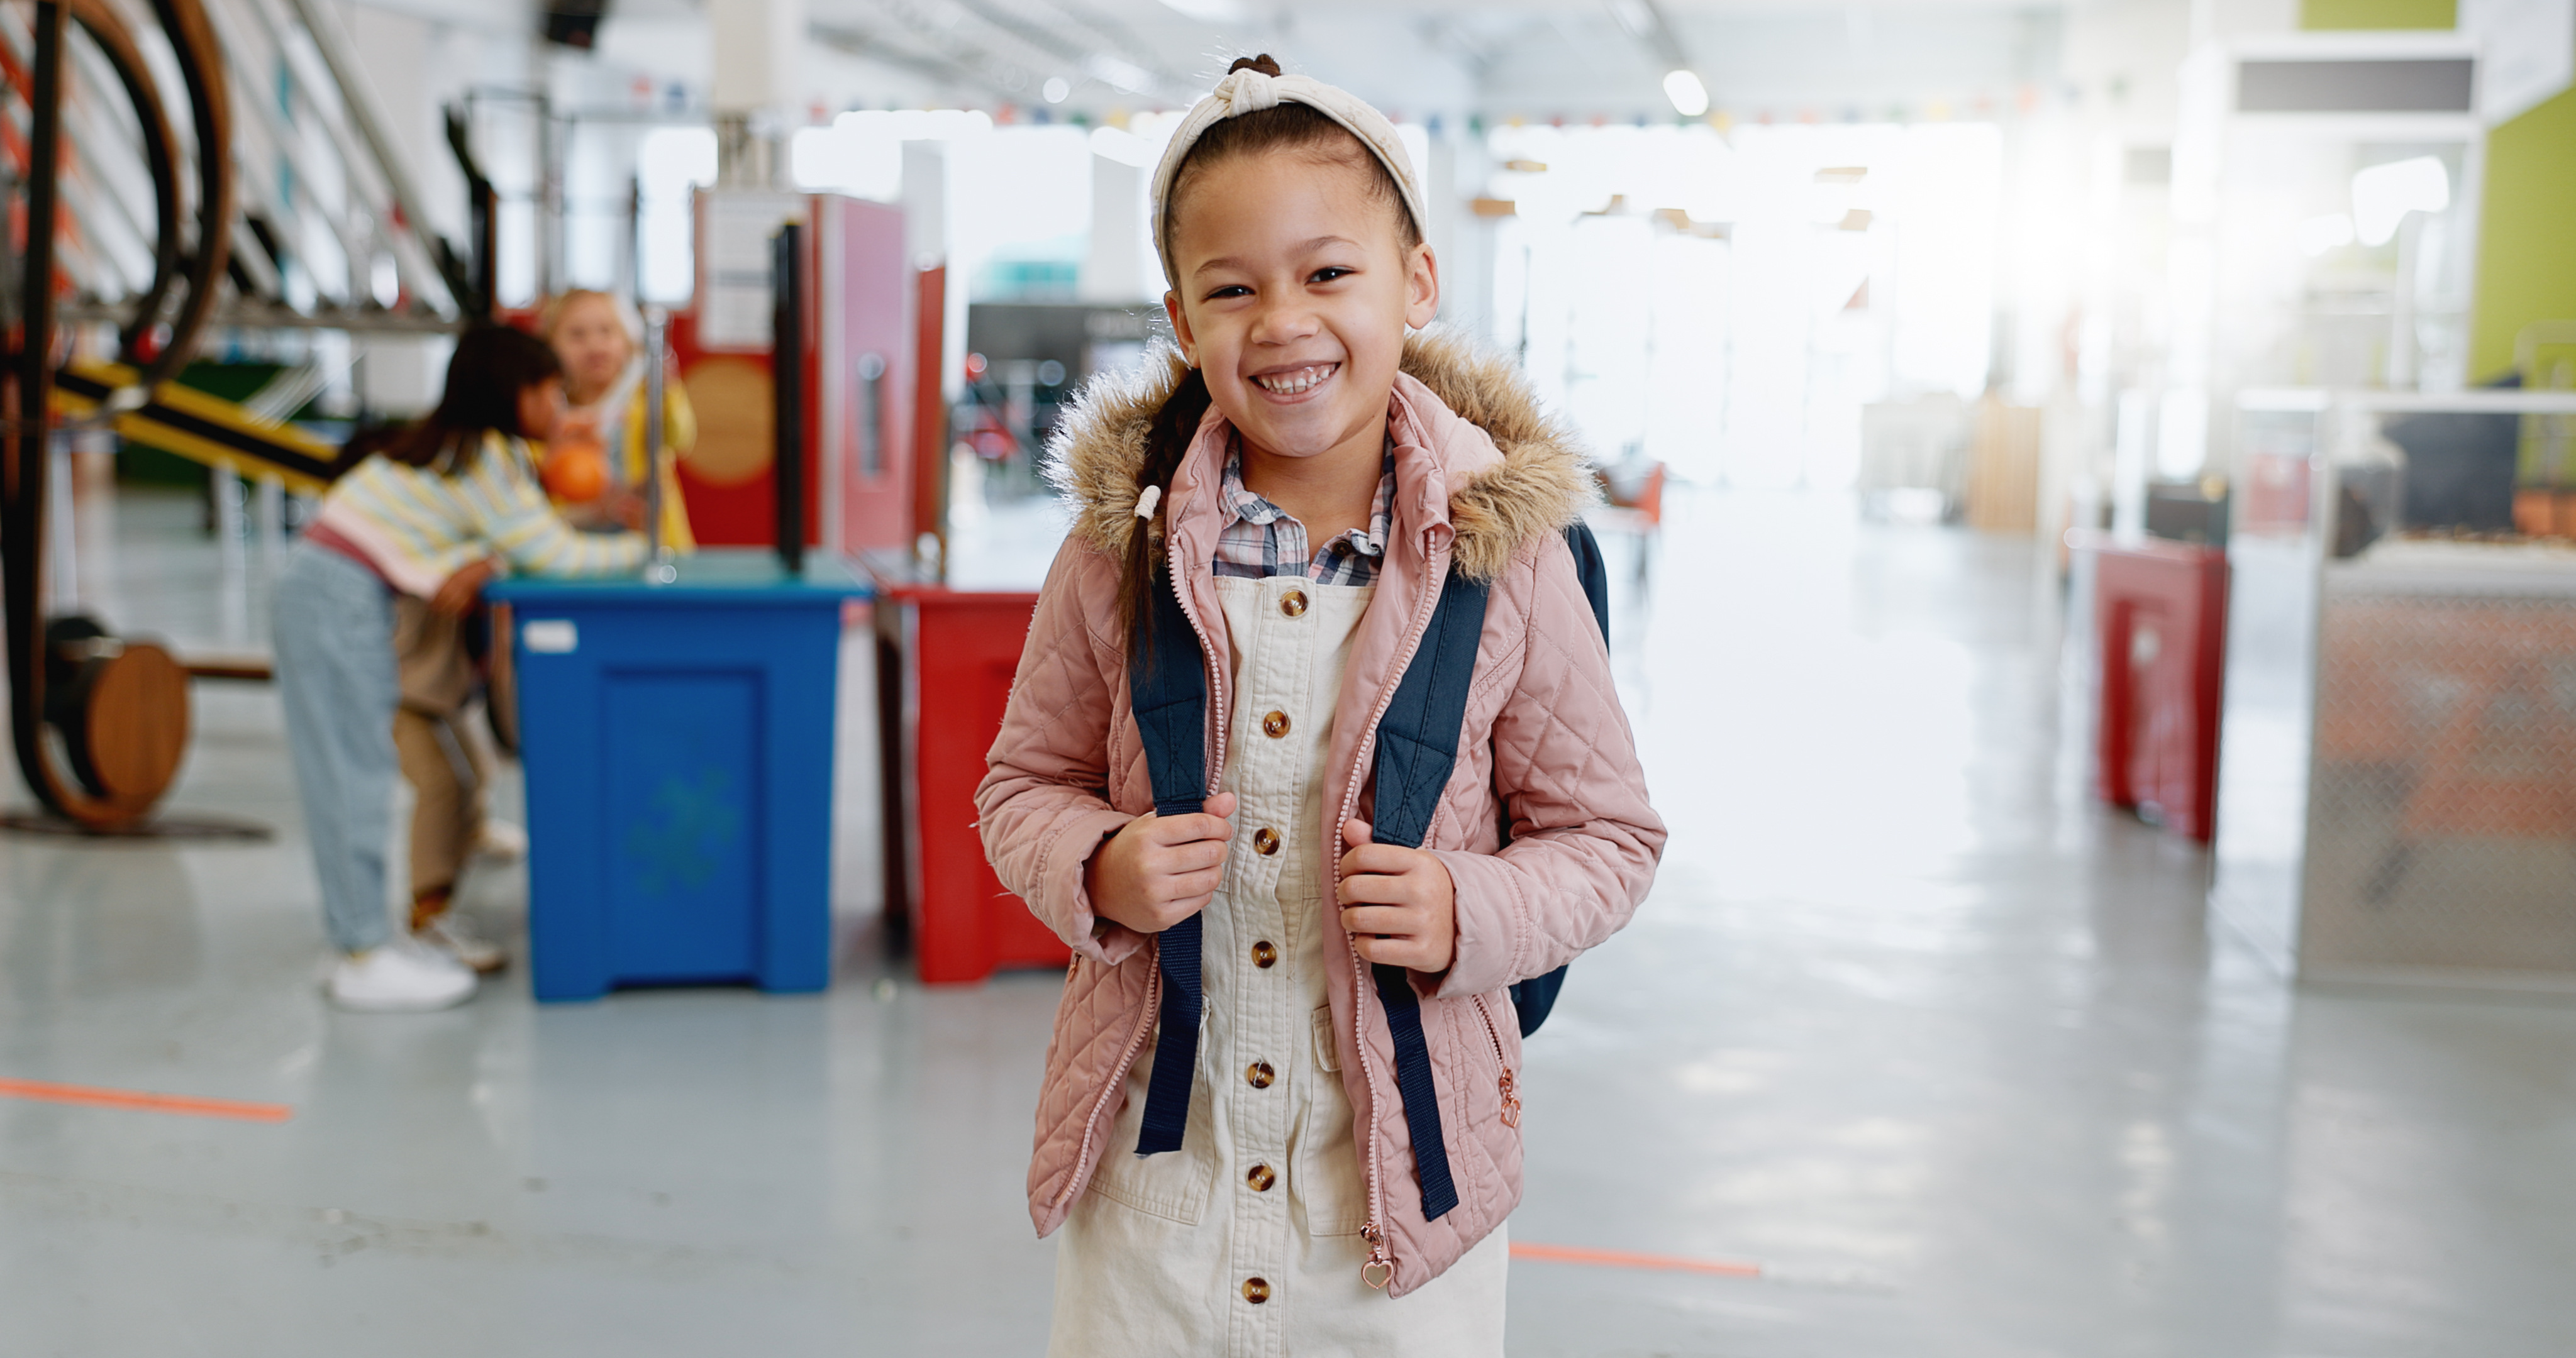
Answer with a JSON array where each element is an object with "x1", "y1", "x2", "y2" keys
[
  {"x1": 1498, "y1": 1068, "x2": 1521, "y2": 1129},
  {"x1": 1361, "y1": 1225, "x2": 1394, "y2": 1289}
]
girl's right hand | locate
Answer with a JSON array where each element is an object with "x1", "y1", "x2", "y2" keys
[{"x1": 1085, "y1": 792, "x2": 1237, "y2": 934}]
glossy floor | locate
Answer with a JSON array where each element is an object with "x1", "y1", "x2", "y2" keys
[{"x1": 3, "y1": 487, "x2": 2572, "y2": 1356}]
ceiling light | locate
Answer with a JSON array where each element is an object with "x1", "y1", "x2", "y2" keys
[
  {"x1": 1663, "y1": 69, "x2": 1709, "y2": 118},
  {"x1": 1084, "y1": 53, "x2": 1155, "y2": 96},
  {"x1": 1043, "y1": 76, "x2": 1070, "y2": 104}
]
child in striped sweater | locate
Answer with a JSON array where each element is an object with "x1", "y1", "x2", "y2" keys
[{"x1": 278, "y1": 325, "x2": 647, "y2": 1011}]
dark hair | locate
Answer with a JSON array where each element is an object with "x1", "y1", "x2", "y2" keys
[
  {"x1": 1115, "y1": 367, "x2": 1216, "y2": 653},
  {"x1": 1118, "y1": 53, "x2": 1423, "y2": 646},
  {"x1": 378, "y1": 324, "x2": 564, "y2": 473},
  {"x1": 328, "y1": 420, "x2": 408, "y2": 481}
]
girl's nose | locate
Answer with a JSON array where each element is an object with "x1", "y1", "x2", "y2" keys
[{"x1": 1248, "y1": 297, "x2": 1320, "y2": 347}]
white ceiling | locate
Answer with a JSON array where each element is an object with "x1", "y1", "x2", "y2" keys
[{"x1": 581, "y1": 0, "x2": 2072, "y2": 123}]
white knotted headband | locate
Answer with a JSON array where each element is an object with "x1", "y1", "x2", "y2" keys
[{"x1": 1146, "y1": 65, "x2": 1428, "y2": 292}]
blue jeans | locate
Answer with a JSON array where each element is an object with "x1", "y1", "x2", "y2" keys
[{"x1": 273, "y1": 543, "x2": 399, "y2": 954}]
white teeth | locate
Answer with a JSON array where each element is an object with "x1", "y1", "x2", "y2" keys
[{"x1": 1253, "y1": 364, "x2": 1335, "y2": 395}]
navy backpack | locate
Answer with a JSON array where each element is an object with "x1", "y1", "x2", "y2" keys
[{"x1": 1125, "y1": 521, "x2": 1613, "y2": 1221}]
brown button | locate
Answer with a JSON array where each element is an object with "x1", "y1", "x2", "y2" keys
[
  {"x1": 1280, "y1": 590, "x2": 1307, "y2": 618},
  {"x1": 1251, "y1": 939, "x2": 1278, "y2": 968},
  {"x1": 1245, "y1": 1061, "x2": 1275, "y2": 1089},
  {"x1": 1262, "y1": 710, "x2": 1291, "y2": 739},
  {"x1": 1253, "y1": 827, "x2": 1280, "y2": 856},
  {"x1": 1243, "y1": 1276, "x2": 1271, "y2": 1304},
  {"x1": 1247, "y1": 1163, "x2": 1277, "y2": 1191}
]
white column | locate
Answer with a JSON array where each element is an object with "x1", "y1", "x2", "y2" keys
[
  {"x1": 1080, "y1": 153, "x2": 1151, "y2": 304},
  {"x1": 902, "y1": 141, "x2": 966, "y2": 402},
  {"x1": 710, "y1": 0, "x2": 803, "y2": 185}
]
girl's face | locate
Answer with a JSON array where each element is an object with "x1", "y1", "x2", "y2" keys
[
  {"x1": 552, "y1": 299, "x2": 633, "y2": 399},
  {"x1": 516, "y1": 378, "x2": 567, "y2": 442},
  {"x1": 1163, "y1": 148, "x2": 1437, "y2": 469}
]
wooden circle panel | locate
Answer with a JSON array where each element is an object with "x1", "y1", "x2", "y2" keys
[
  {"x1": 84, "y1": 644, "x2": 189, "y2": 805},
  {"x1": 682, "y1": 356, "x2": 775, "y2": 487}
]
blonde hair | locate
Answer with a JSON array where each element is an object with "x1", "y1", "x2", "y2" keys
[{"x1": 536, "y1": 289, "x2": 643, "y2": 346}]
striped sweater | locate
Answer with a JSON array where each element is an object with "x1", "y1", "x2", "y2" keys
[{"x1": 313, "y1": 432, "x2": 647, "y2": 598}]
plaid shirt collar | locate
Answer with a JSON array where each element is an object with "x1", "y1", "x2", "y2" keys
[{"x1": 1211, "y1": 436, "x2": 1396, "y2": 585}]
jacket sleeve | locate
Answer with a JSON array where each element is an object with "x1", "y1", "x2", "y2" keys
[
  {"x1": 975, "y1": 539, "x2": 1148, "y2": 966},
  {"x1": 1428, "y1": 535, "x2": 1665, "y2": 998}
]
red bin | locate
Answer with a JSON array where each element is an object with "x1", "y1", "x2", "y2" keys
[
  {"x1": 870, "y1": 573, "x2": 1069, "y2": 983},
  {"x1": 2081, "y1": 537, "x2": 2229, "y2": 842}
]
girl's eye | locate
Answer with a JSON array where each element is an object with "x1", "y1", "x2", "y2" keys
[{"x1": 1310, "y1": 267, "x2": 1353, "y2": 284}]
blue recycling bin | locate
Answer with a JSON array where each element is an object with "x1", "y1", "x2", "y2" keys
[{"x1": 489, "y1": 551, "x2": 868, "y2": 1001}]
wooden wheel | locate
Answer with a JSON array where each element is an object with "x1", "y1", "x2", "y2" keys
[{"x1": 72, "y1": 644, "x2": 191, "y2": 810}]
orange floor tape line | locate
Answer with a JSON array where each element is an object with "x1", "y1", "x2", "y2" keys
[
  {"x1": 0, "y1": 1078, "x2": 292, "y2": 1123},
  {"x1": 1510, "y1": 1241, "x2": 1763, "y2": 1279}
]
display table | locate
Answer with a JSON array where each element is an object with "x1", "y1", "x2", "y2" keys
[
  {"x1": 491, "y1": 551, "x2": 868, "y2": 1001},
  {"x1": 2212, "y1": 387, "x2": 2576, "y2": 993}
]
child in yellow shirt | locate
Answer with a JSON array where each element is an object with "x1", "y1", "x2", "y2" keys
[{"x1": 536, "y1": 289, "x2": 697, "y2": 550}]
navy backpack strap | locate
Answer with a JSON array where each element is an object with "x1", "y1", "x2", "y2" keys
[
  {"x1": 1364, "y1": 566, "x2": 1491, "y2": 1222},
  {"x1": 1128, "y1": 577, "x2": 1211, "y2": 1156},
  {"x1": 1563, "y1": 521, "x2": 1611, "y2": 640}
]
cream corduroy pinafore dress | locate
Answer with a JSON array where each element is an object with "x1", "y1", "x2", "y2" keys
[{"x1": 1047, "y1": 574, "x2": 1508, "y2": 1356}]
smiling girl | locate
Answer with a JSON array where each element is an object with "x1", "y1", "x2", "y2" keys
[{"x1": 977, "y1": 57, "x2": 1663, "y2": 1352}]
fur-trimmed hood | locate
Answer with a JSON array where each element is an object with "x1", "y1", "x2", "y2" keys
[{"x1": 1044, "y1": 328, "x2": 1595, "y2": 580}]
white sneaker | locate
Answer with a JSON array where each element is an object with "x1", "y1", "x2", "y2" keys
[
  {"x1": 472, "y1": 819, "x2": 528, "y2": 862},
  {"x1": 416, "y1": 912, "x2": 508, "y2": 974},
  {"x1": 328, "y1": 941, "x2": 476, "y2": 1011}
]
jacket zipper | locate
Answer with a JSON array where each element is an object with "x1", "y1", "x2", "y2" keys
[
  {"x1": 1335, "y1": 532, "x2": 1452, "y2": 1291},
  {"x1": 1470, "y1": 994, "x2": 1521, "y2": 1129},
  {"x1": 1056, "y1": 962, "x2": 1161, "y2": 1210},
  {"x1": 1058, "y1": 549, "x2": 1231, "y2": 1212},
  {"x1": 1171, "y1": 560, "x2": 1230, "y2": 787}
]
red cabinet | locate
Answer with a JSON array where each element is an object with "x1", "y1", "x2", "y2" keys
[
  {"x1": 869, "y1": 569, "x2": 1067, "y2": 983},
  {"x1": 673, "y1": 193, "x2": 916, "y2": 557},
  {"x1": 2084, "y1": 538, "x2": 2229, "y2": 842}
]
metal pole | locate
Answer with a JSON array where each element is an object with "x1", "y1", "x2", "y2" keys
[
  {"x1": 772, "y1": 222, "x2": 806, "y2": 577},
  {"x1": 536, "y1": 89, "x2": 559, "y2": 301},
  {"x1": 625, "y1": 174, "x2": 643, "y2": 303},
  {"x1": 643, "y1": 306, "x2": 673, "y2": 583}
]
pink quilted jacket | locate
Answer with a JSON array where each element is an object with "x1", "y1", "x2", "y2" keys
[{"x1": 975, "y1": 331, "x2": 1665, "y2": 1297}]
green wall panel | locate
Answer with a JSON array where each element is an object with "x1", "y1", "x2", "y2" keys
[
  {"x1": 2471, "y1": 84, "x2": 2576, "y2": 379},
  {"x1": 2298, "y1": 0, "x2": 2456, "y2": 28}
]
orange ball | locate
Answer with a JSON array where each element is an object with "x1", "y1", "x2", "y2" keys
[{"x1": 543, "y1": 441, "x2": 608, "y2": 503}]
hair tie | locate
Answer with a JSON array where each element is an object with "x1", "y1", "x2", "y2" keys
[{"x1": 1133, "y1": 485, "x2": 1163, "y2": 519}]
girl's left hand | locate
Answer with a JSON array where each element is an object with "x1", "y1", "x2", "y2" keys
[{"x1": 1337, "y1": 818, "x2": 1457, "y2": 974}]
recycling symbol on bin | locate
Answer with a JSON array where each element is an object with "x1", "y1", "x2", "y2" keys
[{"x1": 624, "y1": 766, "x2": 743, "y2": 895}]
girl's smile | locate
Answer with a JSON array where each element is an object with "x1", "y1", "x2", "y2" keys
[{"x1": 1250, "y1": 362, "x2": 1340, "y2": 399}]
